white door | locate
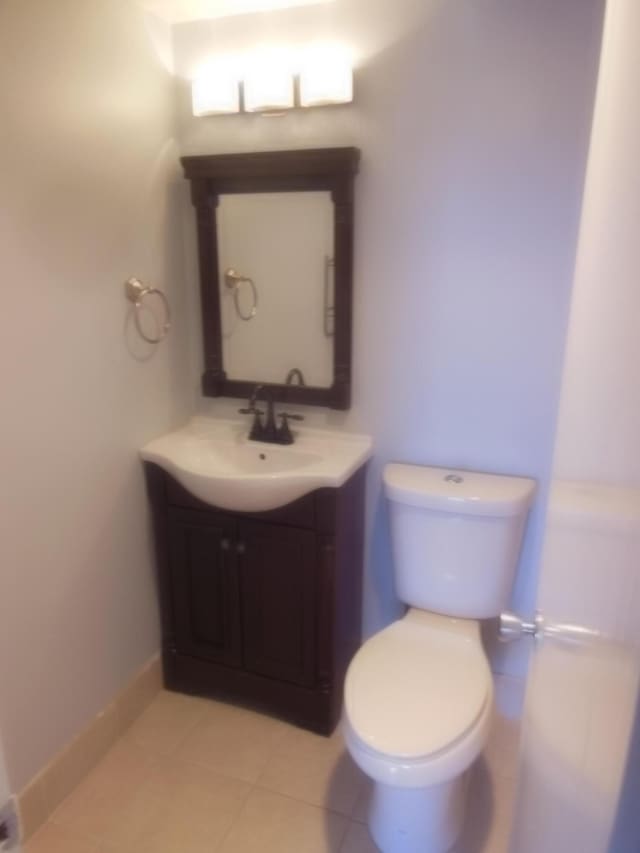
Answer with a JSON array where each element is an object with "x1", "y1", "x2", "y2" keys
[
  {"x1": 509, "y1": 0, "x2": 640, "y2": 850},
  {"x1": 509, "y1": 482, "x2": 640, "y2": 853}
]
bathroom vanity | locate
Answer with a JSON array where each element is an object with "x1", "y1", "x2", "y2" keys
[
  {"x1": 143, "y1": 431, "x2": 368, "y2": 734},
  {"x1": 141, "y1": 147, "x2": 366, "y2": 732}
]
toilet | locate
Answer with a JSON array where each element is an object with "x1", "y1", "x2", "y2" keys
[{"x1": 343, "y1": 463, "x2": 536, "y2": 853}]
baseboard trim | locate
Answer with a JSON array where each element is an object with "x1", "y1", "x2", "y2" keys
[{"x1": 17, "y1": 654, "x2": 162, "y2": 841}]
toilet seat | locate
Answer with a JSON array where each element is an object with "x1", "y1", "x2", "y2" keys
[{"x1": 343, "y1": 610, "x2": 493, "y2": 787}]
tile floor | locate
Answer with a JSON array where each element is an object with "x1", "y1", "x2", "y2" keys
[{"x1": 24, "y1": 678, "x2": 521, "y2": 853}]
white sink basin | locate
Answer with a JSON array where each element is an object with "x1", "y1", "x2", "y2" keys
[{"x1": 140, "y1": 417, "x2": 373, "y2": 512}]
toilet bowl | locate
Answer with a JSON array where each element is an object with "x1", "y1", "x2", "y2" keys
[
  {"x1": 344, "y1": 609, "x2": 493, "y2": 852},
  {"x1": 343, "y1": 463, "x2": 536, "y2": 853}
]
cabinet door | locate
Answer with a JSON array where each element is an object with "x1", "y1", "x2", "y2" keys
[
  {"x1": 238, "y1": 520, "x2": 317, "y2": 687},
  {"x1": 167, "y1": 509, "x2": 241, "y2": 667}
]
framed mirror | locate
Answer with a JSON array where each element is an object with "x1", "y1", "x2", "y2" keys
[{"x1": 181, "y1": 148, "x2": 360, "y2": 410}]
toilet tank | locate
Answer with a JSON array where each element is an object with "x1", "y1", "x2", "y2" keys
[{"x1": 384, "y1": 464, "x2": 536, "y2": 619}]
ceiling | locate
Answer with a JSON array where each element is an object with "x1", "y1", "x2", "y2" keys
[{"x1": 138, "y1": 0, "x2": 334, "y2": 24}]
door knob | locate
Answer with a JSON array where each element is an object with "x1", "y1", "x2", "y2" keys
[
  {"x1": 499, "y1": 611, "x2": 601, "y2": 646},
  {"x1": 498, "y1": 611, "x2": 544, "y2": 641}
]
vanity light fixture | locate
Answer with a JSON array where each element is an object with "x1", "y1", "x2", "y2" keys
[
  {"x1": 191, "y1": 62, "x2": 240, "y2": 115},
  {"x1": 243, "y1": 48, "x2": 295, "y2": 113},
  {"x1": 299, "y1": 45, "x2": 353, "y2": 107},
  {"x1": 191, "y1": 44, "x2": 353, "y2": 116},
  {"x1": 243, "y1": 70, "x2": 295, "y2": 112}
]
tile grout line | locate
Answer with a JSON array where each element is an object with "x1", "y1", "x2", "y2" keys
[
  {"x1": 251, "y1": 779, "x2": 363, "y2": 821},
  {"x1": 124, "y1": 690, "x2": 212, "y2": 758},
  {"x1": 210, "y1": 776, "x2": 257, "y2": 853}
]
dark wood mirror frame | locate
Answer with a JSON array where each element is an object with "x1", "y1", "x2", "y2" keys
[{"x1": 181, "y1": 147, "x2": 360, "y2": 410}]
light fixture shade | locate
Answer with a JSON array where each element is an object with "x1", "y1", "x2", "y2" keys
[
  {"x1": 299, "y1": 47, "x2": 353, "y2": 107},
  {"x1": 192, "y1": 67, "x2": 240, "y2": 116},
  {"x1": 243, "y1": 51, "x2": 295, "y2": 112}
]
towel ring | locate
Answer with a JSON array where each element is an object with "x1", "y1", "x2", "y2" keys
[
  {"x1": 125, "y1": 277, "x2": 171, "y2": 344},
  {"x1": 224, "y1": 268, "x2": 258, "y2": 321}
]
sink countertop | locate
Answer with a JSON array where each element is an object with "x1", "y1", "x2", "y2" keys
[{"x1": 140, "y1": 416, "x2": 373, "y2": 512}]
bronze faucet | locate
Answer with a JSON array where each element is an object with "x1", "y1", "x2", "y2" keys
[
  {"x1": 285, "y1": 368, "x2": 306, "y2": 386},
  {"x1": 239, "y1": 384, "x2": 304, "y2": 445}
]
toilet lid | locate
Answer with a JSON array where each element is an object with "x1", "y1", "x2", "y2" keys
[{"x1": 344, "y1": 616, "x2": 491, "y2": 760}]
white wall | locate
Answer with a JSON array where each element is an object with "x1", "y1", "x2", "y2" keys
[
  {"x1": 0, "y1": 0, "x2": 193, "y2": 790},
  {"x1": 552, "y1": 3, "x2": 640, "y2": 490},
  {"x1": 512, "y1": 0, "x2": 640, "y2": 848},
  {"x1": 173, "y1": 0, "x2": 605, "y2": 667}
]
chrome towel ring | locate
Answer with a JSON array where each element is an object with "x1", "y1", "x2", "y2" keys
[
  {"x1": 224, "y1": 268, "x2": 258, "y2": 321},
  {"x1": 125, "y1": 277, "x2": 171, "y2": 344}
]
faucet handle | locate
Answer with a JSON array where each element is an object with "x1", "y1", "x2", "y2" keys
[
  {"x1": 238, "y1": 406, "x2": 263, "y2": 415},
  {"x1": 276, "y1": 412, "x2": 304, "y2": 445}
]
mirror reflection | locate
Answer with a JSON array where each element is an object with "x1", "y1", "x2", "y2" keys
[{"x1": 217, "y1": 191, "x2": 334, "y2": 387}]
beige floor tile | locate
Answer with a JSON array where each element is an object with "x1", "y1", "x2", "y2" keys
[
  {"x1": 125, "y1": 755, "x2": 251, "y2": 853},
  {"x1": 218, "y1": 788, "x2": 348, "y2": 853},
  {"x1": 24, "y1": 822, "x2": 103, "y2": 853},
  {"x1": 257, "y1": 726, "x2": 366, "y2": 816},
  {"x1": 456, "y1": 760, "x2": 517, "y2": 853},
  {"x1": 177, "y1": 700, "x2": 289, "y2": 783},
  {"x1": 125, "y1": 690, "x2": 208, "y2": 756},
  {"x1": 340, "y1": 821, "x2": 381, "y2": 853},
  {"x1": 457, "y1": 821, "x2": 511, "y2": 853},
  {"x1": 33, "y1": 691, "x2": 520, "y2": 853},
  {"x1": 48, "y1": 747, "x2": 250, "y2": 852},
  {"x1": 51, "y1": 739, "x2": 159, "y2": 847}
]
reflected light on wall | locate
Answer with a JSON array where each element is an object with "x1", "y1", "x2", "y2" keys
[
  {"x1": 192, "y1": 62, "x2": 240, "y2": 115},
  {"x1": 299, "y1": 45, "x2": 353, "y2": 107},
  {"x1": 140, "y1": 0, "x2": 336, "y2": 24}
]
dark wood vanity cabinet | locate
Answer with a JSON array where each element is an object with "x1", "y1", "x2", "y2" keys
[
  {"x1": 167, "y1": 509, "x2": 241, "y2": 668},
  {"x1": 145, "y1": 462, "x2": 366, "y2": 734}
]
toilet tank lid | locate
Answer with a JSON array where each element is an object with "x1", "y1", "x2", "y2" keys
[{"x1": 384, "y1": 463, "x2": 536, "y2": 517}]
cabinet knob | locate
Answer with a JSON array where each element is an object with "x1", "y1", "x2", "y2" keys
[
  {"x1": 236, "y1": 542, "x2": 246, "y2": 555},
  {"x1": 220, "y1": 538, "x2": 231, "y2": 551}
]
